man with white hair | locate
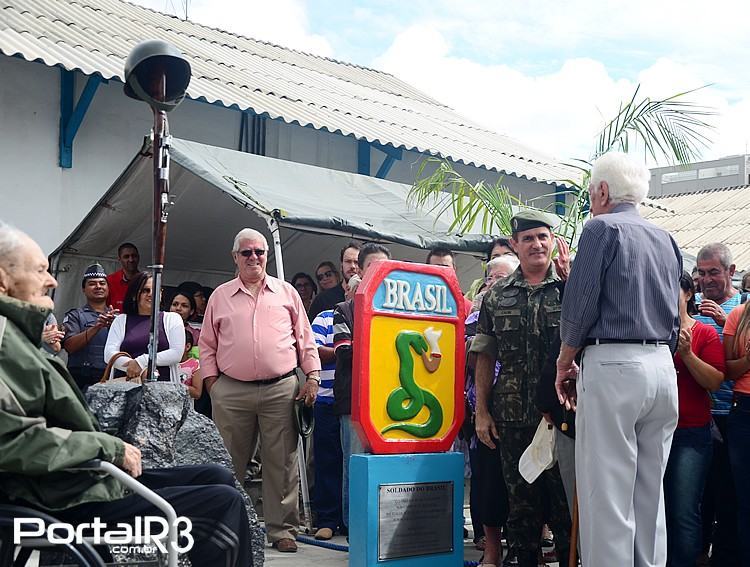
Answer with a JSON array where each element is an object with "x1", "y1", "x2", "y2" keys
[
  {"x1": 485, "y1": 254, "x2": 520, "y2": 289},
  {"x1": 555, "y1": 152, "x2": 682, "y2": 566},
  {"x1": 200, "y1": 228, "x2": 321, "y2": 553}
]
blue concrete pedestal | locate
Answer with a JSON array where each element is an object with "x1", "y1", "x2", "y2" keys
[{"x1": 349, "y1": 452, "x2": 464, "y2": 567}]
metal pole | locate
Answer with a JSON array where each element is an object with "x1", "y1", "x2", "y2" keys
[
  {"x1": 267, "y1": 216, "x2": 284, "y2": 280},
  {"x1": 147, "y1": 71, "x2": 170, "y2": 382},
  {"x1": 266, "y1": 217, "x2": 313, "y2": 532},
  {"x1": 98, "y1": 462, "x2": 179, "y2": 567},
  {"x1": 297, "y1": 434, "x2": 313, "y2": 534}
]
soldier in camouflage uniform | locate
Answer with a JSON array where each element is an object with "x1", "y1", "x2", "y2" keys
[{"x1": 471, "y1": 210, "x2": 571, "y2": 567}]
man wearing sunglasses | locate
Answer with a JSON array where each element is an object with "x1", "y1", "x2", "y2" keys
[
  {"x1": 307, "y1": 242, "x2": 361, "y2": 322},
  {"x1": 199, "y1": 228, "x2": 321, "y2": 553}
]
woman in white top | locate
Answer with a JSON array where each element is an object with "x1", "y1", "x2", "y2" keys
[{"x1": 104, "y1": 272, "x2": 185, "y2": 383}]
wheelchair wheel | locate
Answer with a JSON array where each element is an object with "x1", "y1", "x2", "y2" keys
[{"x1": 0, "y1": 505, "x2": 106, "y2": 567}]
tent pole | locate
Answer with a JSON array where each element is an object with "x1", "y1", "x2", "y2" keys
[
  {"x1": 267, "y1": 216, "x2": 285, "y2": 280},
  {"x1": 266, "y1": 216, "x2": 313, "y2": 533}
]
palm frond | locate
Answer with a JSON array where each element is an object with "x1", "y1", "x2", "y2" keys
[
  {"x1": 595, "y1": 85, "x2": 716, "y2": 164},
  {"x1": 409, "y1": 158, "x2": 523, "y2": 235},
  {"x1": 408, "y1": 85, "x2": 716, "y2": 251}
]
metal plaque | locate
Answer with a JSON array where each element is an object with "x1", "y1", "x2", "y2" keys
[{"x1": 377, "y1": 481, "x2": 453, "y2": 561}]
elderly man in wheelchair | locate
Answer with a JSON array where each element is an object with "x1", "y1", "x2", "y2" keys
[{"x1": 0, "y1": 222, "x2": 251, "y2": 567}]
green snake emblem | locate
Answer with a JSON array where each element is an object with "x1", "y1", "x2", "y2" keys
[{"x1": 382, "y1": 328, "x2": 444, "y2": 438}]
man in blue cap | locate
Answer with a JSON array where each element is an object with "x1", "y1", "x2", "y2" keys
[{"x1": 62, "y1": 263, "x2": 119, "y2": 392}]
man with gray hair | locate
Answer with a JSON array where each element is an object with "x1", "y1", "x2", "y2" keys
[
  {"x1": 694, "y1": 242, "x2": 745, "y2": 566},
  {"x1": 555, "y1": 152, "x2": 683, "y2": 566},
  {"x1": 200, "y1": 227, "x2": 321, "y2": 553}
]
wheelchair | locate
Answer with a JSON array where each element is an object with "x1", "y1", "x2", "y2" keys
[{"x1": 0, "y1": 460, "x2": 179, "y2": 567}]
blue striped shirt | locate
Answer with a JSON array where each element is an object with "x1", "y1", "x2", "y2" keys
[
  {"x1": 561, "y1": 203, "x2": 682, "y2": 348},
  {"x1": 695, "y1": 292, "x2": 747, "y2": 415},
  {"x1": 312, "y1": 309, "x2": 336, "y2": 404}
]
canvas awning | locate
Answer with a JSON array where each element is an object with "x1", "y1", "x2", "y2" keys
[{"x1": 51, "y1": 137, "x2": 490, "y2": 315}]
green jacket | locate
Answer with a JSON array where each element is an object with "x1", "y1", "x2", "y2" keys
[
  {"x1": 471, "y1": 264, "x2": 562, "y2": 427},
  {"x1": 0, "y1": 295, "x2": 127, "y2": 511}
]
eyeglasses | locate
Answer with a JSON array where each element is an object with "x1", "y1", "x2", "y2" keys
[
  {"x1": 316, "y1": 270, "x2": 335, "y2": 281},
  {"x1": 238, "y1": 248, "x2": 266, "y2": 257}
]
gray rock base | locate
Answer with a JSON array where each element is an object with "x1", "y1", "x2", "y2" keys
[{"x1": 85, "y1": 382, "x2": 264, "y2": 566}]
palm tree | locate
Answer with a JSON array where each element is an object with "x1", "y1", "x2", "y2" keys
[{"x1": 408, "y1": 85, "x2": 715, "y2": 246}]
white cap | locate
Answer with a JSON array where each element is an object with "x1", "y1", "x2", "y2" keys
[{"x1": 518, "y1": 419, "x2": 557, "y2": 484}]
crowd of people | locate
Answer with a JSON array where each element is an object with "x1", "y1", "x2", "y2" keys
[{"x1": 2, "y1": 151, "x2": 750, "y2": 567}]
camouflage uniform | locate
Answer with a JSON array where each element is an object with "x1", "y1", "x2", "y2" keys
[{"x1": 471, "y1": 264, "x2": 571, "y2": 567}]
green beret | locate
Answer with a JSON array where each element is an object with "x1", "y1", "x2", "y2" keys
[{"x1": 510, "y1": 209, "x2": 555, "y2": 234}]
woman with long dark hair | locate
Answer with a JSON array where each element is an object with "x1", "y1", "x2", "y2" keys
[
  {"x1": 664, "y1": 272, "x2": 725, "y2": 566},
  {"x1": 170, "y1": 290, "x2": 200, "y2": 345},
  {"x1": 104, "y1": 272, "x2": 185, "y2": 382}
]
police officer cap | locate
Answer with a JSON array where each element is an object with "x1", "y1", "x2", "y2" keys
[
  {"x1": 82, "y1": 263, "x2": 107, "y2": 286},
  {"x1": 510, "y1": 209, "x2": 555, "y2": 234}
]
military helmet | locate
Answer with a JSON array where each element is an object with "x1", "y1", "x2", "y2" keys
[{"x1": 123, "y1": 39, "x2": 191, "y2": 112}]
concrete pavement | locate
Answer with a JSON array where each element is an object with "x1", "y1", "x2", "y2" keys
[{"x1": 263, "y1": 532, "x2": 562, "y2": 566}]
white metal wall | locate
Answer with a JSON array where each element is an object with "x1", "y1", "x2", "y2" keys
[{"x1": 0, "y1": 55, "x2": 563, "y2": 255}]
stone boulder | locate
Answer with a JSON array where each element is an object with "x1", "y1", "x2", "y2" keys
[
  {"x1": 85, "y1": 382, "x2": 264, "y2": 566},
  {"x1": 84, "y1": 381, "x2": 142, "y2": 436},
  {"x1": 123, "y1": 382, "x2": 192, "y2": 468}
]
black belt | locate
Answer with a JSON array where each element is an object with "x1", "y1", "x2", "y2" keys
[
  {"x1": 585, "y1": 338, "x2": 670, "y2": 346},
  {"x1": 253, "y1": 370, "x2": 295, "y2": 385}
]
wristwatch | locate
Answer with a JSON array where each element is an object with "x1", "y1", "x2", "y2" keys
[{"x1": 307, "y1": 374, "x2": 321, "y2": 384}]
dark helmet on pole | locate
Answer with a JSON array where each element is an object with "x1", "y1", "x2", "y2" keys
[{"x1": 124, "y1": 39, "x2": 191, "y2": 112}]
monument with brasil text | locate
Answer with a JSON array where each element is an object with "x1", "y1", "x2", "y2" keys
[{"x1": 349, "y1": 260, "x2": 465, "y2": 566}]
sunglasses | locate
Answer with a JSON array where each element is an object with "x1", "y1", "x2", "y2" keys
[
  {"x1": 238, "y1": 248, "x2": 266, "y2": 257},
  {"x1": 316, "y1": 270, "x2": 335, "y2": 281}
]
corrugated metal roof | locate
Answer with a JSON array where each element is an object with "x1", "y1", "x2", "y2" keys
[
  {"x1": 0, "y1": 0, "x2": 579, "y2": 186},
  {"x1": 642, "y1": 184, "x2": 750, "y2": 271}
]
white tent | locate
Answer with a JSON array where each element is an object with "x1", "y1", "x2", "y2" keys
[{"x1": 51, "y1": 137, "x2": 491, "y2": 316}]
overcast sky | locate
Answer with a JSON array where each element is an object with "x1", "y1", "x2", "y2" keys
[{"x1": 131, "y1": 0, "x2": 750, "y2": 166}]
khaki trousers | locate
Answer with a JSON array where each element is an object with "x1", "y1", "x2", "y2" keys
[
  {"x1": 211, "y1": 373, "x2": 300, "y2": 542},
  {"x1": 576, "y1": 343, "x2": 678, "y2": 567}
]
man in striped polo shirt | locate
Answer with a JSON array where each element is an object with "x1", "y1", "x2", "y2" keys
[
  {"x1": 333, "y1": 243, "x2": 391, "y2": 533},
  {"x1": 310, "y1": 308, "x2": 343, "y2": 540},
  {"x1": 694, "y1": 242, "x2": 747, "y2": 566}
]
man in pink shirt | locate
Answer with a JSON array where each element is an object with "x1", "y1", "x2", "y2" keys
[{"x1": 200, "y1": 228, "x2": 321, "y2": 553}]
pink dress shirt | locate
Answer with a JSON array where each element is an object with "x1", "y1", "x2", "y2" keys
[{"x1": 199, "y1": 275, "x2": 321, "y2": 381}]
